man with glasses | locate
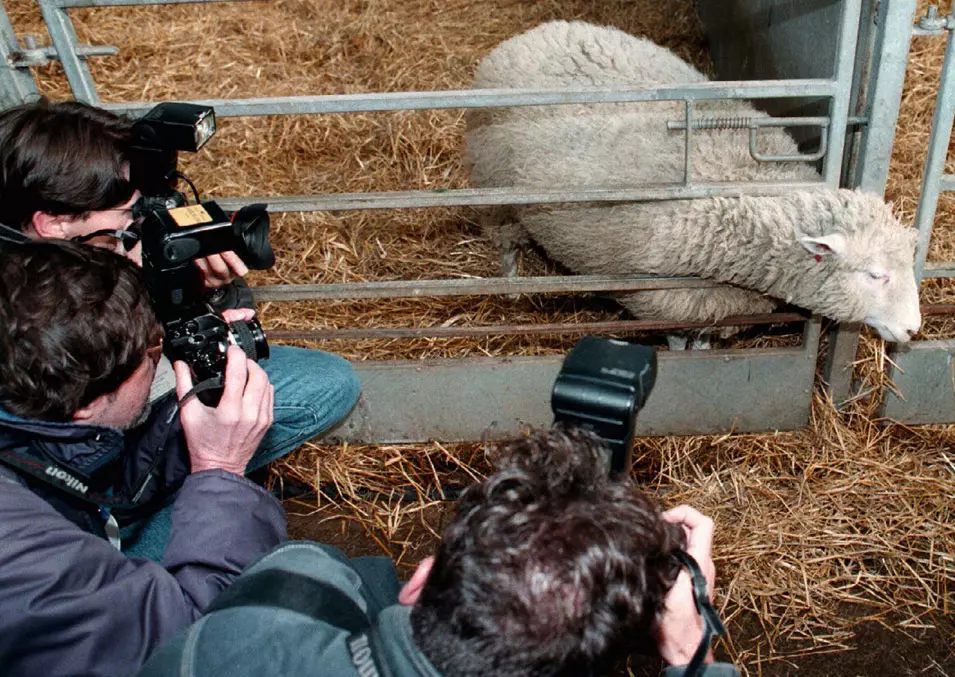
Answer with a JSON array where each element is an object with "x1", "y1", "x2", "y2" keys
[
  {"x1": 0, "y1": 240, "x2": 287, "y2": 677},
  {"x1": 0, "y1": 99, "x2": 361, "y2": 559}
]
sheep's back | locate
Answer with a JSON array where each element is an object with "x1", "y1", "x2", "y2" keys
[
  {"x1": 466, "y1": 20, "x2": 819, "y2": 190},
  {"x1": 472, "y1": 20, "x2": 709, "y2": 91}
]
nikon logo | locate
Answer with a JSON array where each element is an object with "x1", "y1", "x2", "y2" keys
[
  {"x1": 347, "y1": 634, "x2": 380, "y2": 677},
  {"x1": 44, "y1": 466, "x2": 88, "y2": 494}
]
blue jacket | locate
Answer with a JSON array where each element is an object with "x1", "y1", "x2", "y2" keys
[{"x1": 0, "y1": 401, "x2": 288, "y2": 677}]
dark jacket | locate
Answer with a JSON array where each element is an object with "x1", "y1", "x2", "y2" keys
[
  {"x1": 139, "y1": 542, "x2": 739, "y2": 677},
  {"x1": 0, "y1": 402, "x2": 288, "y2": 677}
]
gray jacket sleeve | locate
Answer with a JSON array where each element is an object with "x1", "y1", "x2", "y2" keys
[{"x1": 0, "y1": 468, "x2": 286, "y2": 677}]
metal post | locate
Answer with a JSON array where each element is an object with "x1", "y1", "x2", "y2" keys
[
  {"x1": 822, "y1": 0, "x2": 864, "y2": 187},
  {"x1": 913, "y1": 22, "x2": 955, "y2": 282},
  {"x1": 825, "y1": 0, "x2": 918, "y2": 405},
  {"x1": 37, "y1": 0, "x2": 99, "y2": 103},
  {"x1": 0, "y1": 4, "x2": 39, "y2": 108}
]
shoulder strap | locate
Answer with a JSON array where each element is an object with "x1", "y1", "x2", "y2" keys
[
  {"x1": 206, "y1": 568, "x2": 389, "y2": 677},
  {"x1": 207, "y1": 569, "x2": 371, "y2": 633}
]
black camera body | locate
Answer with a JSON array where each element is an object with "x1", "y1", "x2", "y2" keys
[
  {"x1": 551, "y1": 337, "x2": 657, "y2": 475},
  {"x1": 130, "y1": 103, "x2": 275, "y2": 404}
]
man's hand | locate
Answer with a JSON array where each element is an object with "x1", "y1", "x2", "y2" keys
[
  {"x1": 174, "y1": 345, "x2": 274, "y2": 475},
  {"x1": 195, "y1": 251, "x2": 249, "y2": 289},
  {"x1": 654, "y1": 505, "x2": 717, "y2": 666}
]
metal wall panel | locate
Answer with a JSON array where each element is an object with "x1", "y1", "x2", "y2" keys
[
  {"x1": 331, "y1": 322, "x2": 820, "y2": 444},
  {"x1": 883, "y1": 339, "x2": 955, "y2": 424}
]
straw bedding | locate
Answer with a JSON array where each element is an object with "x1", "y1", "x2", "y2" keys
[{"x1": 5, "y1": 0, "x2": 953, "y2": 672}]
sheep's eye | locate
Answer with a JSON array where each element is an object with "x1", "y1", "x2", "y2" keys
[{"x1": 868, "y1": 271, "x2": 889, "y2": 283}]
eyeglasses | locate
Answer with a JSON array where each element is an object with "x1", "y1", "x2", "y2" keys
[
  {"x1": 146, "y1": 338, "x2": 164, "y2": 368},
  {"x1": 70, "y1": 223, "x2": 142, "y2": 253}
]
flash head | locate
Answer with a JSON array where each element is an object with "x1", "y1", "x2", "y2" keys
[
  {"x1": 551, "y1": 337, "x2": 657, "y2": 475},
  {"x1": 129, "y1": 102, "x2": 217, "y2": 199},
  {"x1": 135, "y1": 102, "x2": 216, "y2": 152}
]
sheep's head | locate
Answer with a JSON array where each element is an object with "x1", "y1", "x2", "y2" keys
[{"x1": 796, "y1": 190, "x2": 920, "y2": 343}]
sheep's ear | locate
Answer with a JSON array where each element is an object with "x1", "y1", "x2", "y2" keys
[{"x1": 799, "y1": 233, "x2": 847, "y2": 259}]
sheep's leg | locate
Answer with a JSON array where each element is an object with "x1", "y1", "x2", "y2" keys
[
  {"x1": 495, "y1": 221, "x2": 529, "y2": 278},
  {"x1": 667, "y1": 335, "x2": 689, "y2": 351},
  {"x1": 690, "y1": 335, "x2": 712, "y2": 350}
]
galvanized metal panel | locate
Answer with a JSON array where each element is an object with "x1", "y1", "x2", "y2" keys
[
  {"x1": 882, "y1": 340, "x2": 955, "y2": 423},
  {"x1": 330, "y1": 321, "x2": 820, "y2": 444}
]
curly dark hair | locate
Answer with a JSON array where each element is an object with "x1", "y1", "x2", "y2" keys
[
  {"x1": 0, "y1": 99, "x2": 136, "y2": 229},
  {"x1": 411, "y1": 425, "x2": 685, "y2": 677},
  {"x1": 0, "y1": 240, "x2": 158, "y2": 421}
]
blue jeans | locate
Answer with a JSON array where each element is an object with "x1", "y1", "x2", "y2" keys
[{"x1": 121, "y1": 345, "x2": 360, "y2": 561}]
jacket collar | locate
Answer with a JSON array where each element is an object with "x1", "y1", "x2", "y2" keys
[{"x1": 0, "y1": 406, "x2": 125, "y2": 476}]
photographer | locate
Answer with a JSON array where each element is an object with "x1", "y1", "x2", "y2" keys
[
  {"x1": 0, "y1": 98, "x2": 361, "y2": 559},
  {"x1": 0, "y1": 240, "x2": 286, "y2": 677},
  {"x1": 140, "y1": 427, "x2": 737, "y2": 677}
]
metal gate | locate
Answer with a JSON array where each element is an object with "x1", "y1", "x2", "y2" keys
[
  {"x1": 881, "y1": 6, "x2": 955, "y2": 423},
  {"x1": 0, "y1": 0, "x2": 913, "y2": 441}
]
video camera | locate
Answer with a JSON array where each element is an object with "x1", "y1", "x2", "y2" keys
[
  {"x1": 551, "y1": 336, "x2": 657, "y2": 475},
  {"x1": 129, "y1": 103, "x2": 274, "y2": 405}
]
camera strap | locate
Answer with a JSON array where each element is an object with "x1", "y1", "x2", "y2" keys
[
  {"x1": 673, "y1": 550, "x2": 728, "y2": 677},
  {"x1": 0, "y1": 222, "x2": 29, "y2": 247},
  {"x1": 0, "y1": 444, "x2": 141, "y2": 510},
  {"x1": 177, "y1": 376, "x2": 225, "y2": 407}
]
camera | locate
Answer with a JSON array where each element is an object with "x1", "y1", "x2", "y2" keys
[
  {"x1": 129, "y1": 102, "x2": 275, "y2": 404},
  {"x1": 551, "y1": 336, "x2": 657, "y2": 475}
]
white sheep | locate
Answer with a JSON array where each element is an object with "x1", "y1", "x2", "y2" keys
[{"x1": 465, "y1": 20, "x2": 922, "y2": 345}]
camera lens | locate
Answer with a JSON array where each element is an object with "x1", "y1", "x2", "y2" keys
[
  {"x1": 227, "y1": 318, "x2": 270, "y2": 361},
  {"x1": 231, "y1": 203, "x2": 275, "y2": 269}
]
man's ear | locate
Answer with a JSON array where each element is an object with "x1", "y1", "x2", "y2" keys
[
  {"x1": 30, "y1": 212, "x2": 72, "y2": 239},
  {"x1": 798, "y1": 232, "x2": 847, "y2": 259},
  {"x1": 398, "y1": 556, "x2": 435, "y2": 606},
  {"x1": 71, "y1": 394, "x2": 107, "y2": 425}
]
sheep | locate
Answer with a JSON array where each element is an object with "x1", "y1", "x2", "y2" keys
[{"x1": 464, "y1": 20, "x2": 922, "y2": 345}]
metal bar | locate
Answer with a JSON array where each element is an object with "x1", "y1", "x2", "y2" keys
[
  {"x1": 218, "y1": 180, "x2": 827, "y2": 213},
  {"x1": 822, "y1": 0, "x2": 863, "y2": 186},
  {"x1": 53, "y1": 0, "x2": 241, "y2": 6},
  {"x1": 939, "y1": 174, "x2": 955, "y2": 192},
  {"x1": 37, "y1": 0, "x2": 99, "y2": 103},
  {"x1": 0, "y1": 3, "x2": 40, "y2": 108},
  {"x1": 683, "y1": 99, "x2": 693, "y2": 184},
  {"x1": 97, "y1": 79, "x2": 840, "y2": 118},
  {"x1": 10, "y1": 43, "x2": 120, "y2": 68},
  {"x1": 666, "y1": 115, "x2": 870, "y2": 131},
  {"x1": 252, "y1": 274, "x2": 722, "y2": 302},
  {"x1": 854, "y1": 0, "x2": 918, "y2": 192},
  {"x1": 914, "y1": 23, "x2": 955, "y2": 283},
  {"x1": 921, "y1": 262, "x2": 955, "y2": 279},
  {"x1": 750, "y1": 124, "x2": 828, "y2": 162},
  {"x1": 268, "y1": 312, "x2": 807, "y2": 342}
]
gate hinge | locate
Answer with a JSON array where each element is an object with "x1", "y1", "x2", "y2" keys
[
  {"x1": 916, "y1": 6, "x2": 955, "y2": 35},
  {"x1": 6, "y1": 34, "x2": 117, "y2": 69}
]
